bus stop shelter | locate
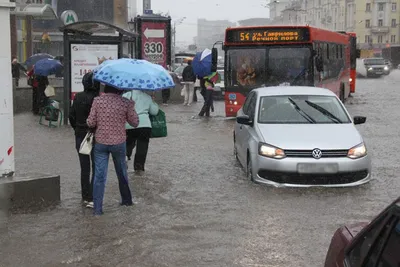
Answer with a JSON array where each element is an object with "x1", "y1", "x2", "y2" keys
[{"x1": 59, "y1": 21, "x2": 139, "y2": 125}]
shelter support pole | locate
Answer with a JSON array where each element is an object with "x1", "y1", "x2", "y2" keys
[
  {"x1": 10, "y1": 14, "x2": 16, "y2": 58},
  {"x1": 62, "y1": 31, "x2": 70, "y2": 125},
  {"x1": 0, "y1": 0, "x2": 16, "y2": 177}
]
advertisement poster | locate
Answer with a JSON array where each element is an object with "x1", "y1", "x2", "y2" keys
[
  {"x1": 140, "y1": 21, "x2": 168, "y2": 68},
  {"x1": 70, "y1": 44, "x2": 118, "y2": 99}
]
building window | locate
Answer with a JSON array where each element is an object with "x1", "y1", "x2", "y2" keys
[
  {"x1": 378, "y1": 35, "x2": 383, "y2": 43},
  {"x1": 366, "y1": 3, "x2": 371, "y2": 12},
  {"x1": 391, "y1": 35, "x2": 396, "y2": 43},
  {"x1": 31, "y1": 0, "x2": 43, "y2": 3},
  {"x1": 378, "y1": 19, "x2": 383, "y2": 27},
  {"x1": 366, "y1": 19, "x2": 371, "y2": 28},
  {"x1": 378, "y1": 3, "x2": 384, "y2": 11},
  {"x1": 365, "y1": 35, "x2": 371, "y2": 43},
  {"x1": 392, "y1": 19, "x2": 397, "y2": 27},
  {"x1": 392, "y1": 3, "x2": 397, "y2": 11}
]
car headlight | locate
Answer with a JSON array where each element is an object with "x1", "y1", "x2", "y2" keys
[
  {"x1": 258, "y1": 143, "x2": 286, "y2": 159},
  {"x1": 368, "y1": 67, "x2": 373, "y2": 71},
  {"x1": 347, "y1": 143, "x2": 367, "y2": 159},
  {"x1": 384, "y1": 66, "x2": 389, "y2": 70}
]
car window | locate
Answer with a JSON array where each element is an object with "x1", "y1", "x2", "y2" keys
[
  {"x1": 243, "y1": 92, "x2": 255, "y2": 115},
  {"x1": 257, "y1": 95, "x2": 351, "y2": 124},
  {"x1": 248, "y1": 93, "x2": 257, "y2": 119},
  {"x1": 346, "y1": 214, "x2": 388, "y2": 267},
  {"x1": 375, "y1": 219, "x2": 400, "y2": 267}
]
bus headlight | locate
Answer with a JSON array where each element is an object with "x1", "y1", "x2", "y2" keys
[
  {"x1": 347, "y1": 143, "x2": 367, "y2": 159},
  {"x1": 258, "y1": 143, "x2": 286, "y2": 159},
  {"x1": 349, "y1": 78, "x2": 353, "y2": 82}
]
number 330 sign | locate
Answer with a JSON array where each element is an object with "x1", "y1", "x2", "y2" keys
[{"x1": 144, "y1": 42, "x2": 163, "y2": 54}]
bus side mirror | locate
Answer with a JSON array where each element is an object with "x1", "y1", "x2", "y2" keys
[
  {"x1": 356, "y1": 49, "x2": 361, "y2": 58},
  {"x1": 222, "y1": 45, "x2": 225, "y2": 51},
  {"x1": 316, "y1": 57, "x2": 323, "y2": 72},
  {"x1": 212, "y1": 48, "x2": 218, "y2": 72}
]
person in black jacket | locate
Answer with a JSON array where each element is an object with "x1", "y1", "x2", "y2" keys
[
  {"x1": 182, "y1": 60, "x2": 197, "y2": 106},
  {"x1": 69, "y1": 72, "x2": 100, "y2": 208}
]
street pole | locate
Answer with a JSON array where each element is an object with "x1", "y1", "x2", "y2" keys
[{"x1": 0, "y1": 0, "x2": 16, "y2": 178}]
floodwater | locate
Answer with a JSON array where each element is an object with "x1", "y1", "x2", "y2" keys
[{"x1": 1, "y1": 72, "x2": 400, "y2": 267}]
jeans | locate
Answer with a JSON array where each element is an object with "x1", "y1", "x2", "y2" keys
[
  {"x1": 199, "y1": 90, "x2": 214, "y2": 117},
  {"x1": 126, "y1": 128, "x2": 152, "y2": 171},
  {"x1": 93, "y1": 142, "x2": 133, "y2": 215},
  {"x1": 75, "y1": 133, "x2": 95, "y2": 202}
]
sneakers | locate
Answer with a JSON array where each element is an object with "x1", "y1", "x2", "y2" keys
[{"x1": 83, "y1": 200, "x2": 94, "y2": 209}]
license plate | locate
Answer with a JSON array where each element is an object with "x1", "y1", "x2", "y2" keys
[
  {"x1": 376, "y1": 72, "x2": 383, "y2": 74},
  {"x1": 297, "y1": 163, "x2": 338, "y2": 174},
  {"x1": 229, "y1": 93, "x2": 236, "y2": 100}
]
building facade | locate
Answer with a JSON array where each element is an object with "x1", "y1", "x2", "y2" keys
[
  {"x1": 270, "y1": 0, "x2": 346, "y2": 32},
  {"x1": 346, "y1": 0, "x2": 400, "y2": 49},
  {"x1": 196, "y1": 19, "x2": 236, "y2": 51}
]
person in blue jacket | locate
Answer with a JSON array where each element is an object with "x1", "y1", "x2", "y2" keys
[{"x1": 123, "y1": 90, "x2": 159, "y2": 174}]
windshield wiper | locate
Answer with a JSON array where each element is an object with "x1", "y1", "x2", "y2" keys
[
  {"x1": 291, "y1": 68, "x2": 306, "y2": 85},
  {"x1": 304, "y1": 100, "x2": 342, "y2": 123},
  {"x1": 288, "y1": 97, "x2": 316, "y2": 123}
]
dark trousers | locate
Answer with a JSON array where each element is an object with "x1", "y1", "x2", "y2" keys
[
  {"x1": 162, "y1": 89, "x2": 170, "y2": 104},
  {"x1": 193, "y1": 88, "x2": 198, "y2": 102},
  {"x1": 32, "y1": 87, "x2": 39, "y2": 114},
  {"x1": 126, "y1": 127, "x2": 152, "y2": 171},
  {"x1": 200, "y1": 88, "x2": 214, "y2": 112},
  {"x1": 199, "y1": 90, "x2": 214, "y2": 117},
  {"x1": 75, "y1": 133, "x2": 95, "y2": 202}
]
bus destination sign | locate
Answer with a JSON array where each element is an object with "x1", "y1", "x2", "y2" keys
[{"x1": 226, "y1": 28, "x2": 310, "y2": 43}]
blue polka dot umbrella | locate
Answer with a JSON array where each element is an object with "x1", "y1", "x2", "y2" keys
[{"x1": 93, "y1": 58, "x2": 175, "y2": 91}]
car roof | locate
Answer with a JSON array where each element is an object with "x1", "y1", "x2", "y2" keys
[{"x1": 253, "y1": 86, "x2": 338, "y2": 97}]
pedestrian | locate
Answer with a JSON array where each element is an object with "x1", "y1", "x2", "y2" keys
[
  {"x1": 11, "y1": 58, "x2": 26, "y2": 87},
  {"x1": 69, "y1": 72, "x2": 100, "y2": 208},
  {"x1": 199, "y1": 72, "x2": 220, "y2": 117},
  {"x1": 181, "y1": 60, "x2": 196, "y2": 106},
  {"x1": 199, "y1": 78, "x2": 214, "y2": 112},
  {"x1": 36, "y1": 75, "x2": 49, "y2": 113},
  {"x1": 123, "y1": 90, "x2": 159, "y2": 174},
  {"x1": 87, "y1": 85, "x2": 139, "y2": 215},
  {"x1": 27, "y1": 68, "x2": 40, "y2": 114}
]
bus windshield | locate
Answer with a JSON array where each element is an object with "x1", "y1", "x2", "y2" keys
[{"x1": 226, "y1": 45, "x2": 313, "y2": 88}]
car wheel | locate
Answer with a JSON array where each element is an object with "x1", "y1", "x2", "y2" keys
[{"x1": 247, "y1": 156, "x2": 255, "y2": 182}]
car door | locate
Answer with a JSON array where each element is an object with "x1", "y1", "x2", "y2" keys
[
  {"x1": 235, "y1": 92, "x2": 254, "y2": 166},
  {"x1": 344, "y1": 205, "x2": 400, "y2": 267},
  {"x1": 237, "y1": 92, "x2": 257, "y2": 165}
]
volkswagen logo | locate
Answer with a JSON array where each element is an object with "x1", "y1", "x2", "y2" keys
[{"x1": 312, "y1": 149, "x2": 322, "y2": 159}]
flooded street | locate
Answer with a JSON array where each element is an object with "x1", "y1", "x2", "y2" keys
[{"x1": 1, "y1": 72, "x2": 400, "y2": 267}]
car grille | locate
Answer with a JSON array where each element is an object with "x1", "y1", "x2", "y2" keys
[
  {"x1": 373, "y1": 67, "x2": 384, "y2": 71},
  {"x1": 284, "y1": 149, "x2": 348, "y2": 158},
  {"x1": 257, "y1": 170, "x2": 369, "y2": 185}
]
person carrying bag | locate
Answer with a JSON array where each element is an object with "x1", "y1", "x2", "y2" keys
[{"x1": 123, "y1": 90, "x2": 160, "y2": 174}]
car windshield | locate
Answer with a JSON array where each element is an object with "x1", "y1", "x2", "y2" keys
[
  {"x1": 258, "y1": 95, "x2": 351, "y2": 124},
  {"x1": 364, "y1": 58, "x2": 385, "y2": 65},
  {"x1": 219, "y1": 72, "x2": 224, "y2": 81},
  {"x1": 174, "y1": 66, "x2": 185, "y2": 75},
  {"x1": 226, "y1": 46, "x2": 313, "y2": 88}
]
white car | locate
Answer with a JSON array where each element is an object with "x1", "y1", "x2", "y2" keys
[{"x1": 234, "y1": 86, "x2": 371, "y2": 187}]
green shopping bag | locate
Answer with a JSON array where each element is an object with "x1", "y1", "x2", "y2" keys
[{"x1": 150, "y1": 109, "x2": 167, "y2": 138}]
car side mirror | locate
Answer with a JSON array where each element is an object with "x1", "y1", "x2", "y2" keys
[
  {"x1": 237, "y1": 115, "x2": 253, "y2": 126},
  {"x1": 353, "y1": 116, "x2": 366, "y2": 125}
]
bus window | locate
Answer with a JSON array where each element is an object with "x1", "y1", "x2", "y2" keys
[
  {"x1": 227, "y1": 49, "x2": 266, "y2": 87},
  {"x1": 268, "y1": 47, "x2": 312, "y2": 86}
]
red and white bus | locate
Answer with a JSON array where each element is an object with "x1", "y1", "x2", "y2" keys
[{"x1": 219, "y1": 26, "x2": 355, "y2": 117}]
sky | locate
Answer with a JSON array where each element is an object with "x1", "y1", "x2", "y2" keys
[{"x1": 136, "y1": 0, "x2": 270, "y2": 45}]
